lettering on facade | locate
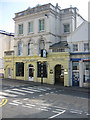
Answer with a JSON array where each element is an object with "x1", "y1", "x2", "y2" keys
[
  {"x1": 5, "y1": 61, "x2": 11, "y2": 62},
  {"x1": 52, "y1": 58, "x2": 64, "y2": 61},
  {"x1": 22, "y1": 59, "x2": 37, "y2": 62}
]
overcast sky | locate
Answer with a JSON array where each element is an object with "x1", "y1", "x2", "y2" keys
[{"x1": 0, "y1": 0, "x2": 89, "y2": 33}]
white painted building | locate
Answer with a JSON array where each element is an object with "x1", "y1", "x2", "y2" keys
[
  {"x1": 67, "y1": 21, "x2": 90, "y2": 87},
  {"x1": 0, "y1": 30, "x2": 14, "y2": 77}
]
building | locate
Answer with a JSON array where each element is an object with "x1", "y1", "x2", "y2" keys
[
  {"x1": 67, "y1": 21, "x2": 90, "y2": 87},
  {"x1": 4, "y1": 3, "x2": 85, "y2": 87},
  {"x1": 0, "y1": 30, "x2": 14, "y2": 78}
]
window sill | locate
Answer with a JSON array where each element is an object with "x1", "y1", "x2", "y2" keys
[
  {"x1": 38, "y1": 30, "x2": 45, "y2": 33},
  {"x1": 27, "y1": 32, "x2": 34, "y2": 35}
]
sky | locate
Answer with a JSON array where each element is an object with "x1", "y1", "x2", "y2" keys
[{"x1": 0, "y1": 0, "x2": 89, "y2": 33}]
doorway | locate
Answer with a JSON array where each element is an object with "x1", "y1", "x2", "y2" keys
[
  {"x1": 55, "y1": 64, "x2": 64, "y2": 85},
  {"x1": 28, "y1": 64, "x2": 34, "y2": 81},
  {"x1": 8, "y1": 68, "x2": 11, "y2": 78}
]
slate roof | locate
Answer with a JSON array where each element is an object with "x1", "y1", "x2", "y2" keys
[{"x1": 50, "y1": 41, "x2": 68, "y2": 49}]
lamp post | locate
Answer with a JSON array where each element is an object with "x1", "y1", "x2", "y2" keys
[{"x1": 41, "y1": 61, "x2": 43, "y2": 84}]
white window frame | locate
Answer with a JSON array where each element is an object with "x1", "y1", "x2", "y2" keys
[
  {"x1": 39, "y1": 19, "x2": 45, "y2": 32},
  {"x1": 84, "y1": 43, "x2": 89, "y2": 52},
  {"x1": 73, "y1": 44, "x2": 78, "y2": 52},
  {"x1": 18, "y1": 24, "x2": 23, "y2": 35},
  {"x1": 28, "y1": 21, "x2": 33, "y2": 33},
  {"x1": 18, "y1": 42, "x2": 23, "y2": 56},
  {"x1": 63, "y1": 24, "x2": 70, "y2": 33}
]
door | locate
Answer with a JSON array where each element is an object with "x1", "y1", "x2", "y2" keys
[
  {"x1": 8, "y1": 68, "x2": 11, "y2": 78},
  {"x1": 55, "y1": 65, "x2": 64, "y2": 85},
  {"x1": 28, "y1": 64, "x2": 34, "y2": 81},
  {"x1": 72, "y1": 72, "x2": 79, "y2": 86}
]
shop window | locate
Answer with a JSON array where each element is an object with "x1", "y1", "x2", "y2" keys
[
  {"x1": 39, "y1": 19, "x2": 45, "y2": 31},
  {"x1": 63, "y1": 24, "x2": 70, "y2": 33},
  {"x1": 16, "y1": 62, "x2": 24, "y2": 76},
  {"x1": 83, "y1": 62, "x2": 90, "y2": 83},
  {"x1": 72, "y1": 62, "x2": 79, "y2": 70},
  {"x1": 84, "y1": 43, "x2": 89, "y2": 52},
  {"x1": 18, "y1": 24, "x2": 23, "y2": 35},
  {"x1": 37, "y1": 61, "x2": 47, "y2": 78},
  {"x1": 73, "y1": 44, "x2": 78, "y2": 52}
]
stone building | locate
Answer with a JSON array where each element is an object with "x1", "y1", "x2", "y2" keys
[
  {"x1": 0, "y1": 30, "x2": 14, "y2": 77},
  {"x1": 4, "y1": 3, "x2": 85, "y2": 87}
]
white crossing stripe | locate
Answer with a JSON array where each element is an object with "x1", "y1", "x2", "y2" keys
[
  {"x1": 12, "y1": 88, "x2": 34, "y2": 94},
  {"x1": 21, "y1": 87, "x2": 41, "y2": 92},
  {"x1": 9, "y1": 102, "x2": 19, "y2": 106},
  {"x1": 0, "y1": 91, "x2": 17, "y2": 97},
  {"x1": 4, "y1": 90, "x2": 25, "y2": 95},
  {"x1": 0, "y1": 95, "x2": 6, "y2": 99}
]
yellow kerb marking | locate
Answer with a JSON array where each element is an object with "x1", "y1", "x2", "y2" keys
[{"x1": 0, "y1": 99, "x2": 8, "y2": 107}]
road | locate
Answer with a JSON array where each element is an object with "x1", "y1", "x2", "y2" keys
[{"x1": 0, "y1": 79, "x2": 89, "y2": 120}]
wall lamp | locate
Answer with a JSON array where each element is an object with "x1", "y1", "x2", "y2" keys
[{"x1": 45, "y1": 14, "x2": 48, "y2": 18}]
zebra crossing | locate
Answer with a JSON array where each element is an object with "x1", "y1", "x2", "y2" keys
[{"x1": 0, "y1": 86, "x2": 52, "y2": 98}]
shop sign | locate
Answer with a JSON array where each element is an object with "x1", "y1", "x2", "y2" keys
[
  {"x1": 22, "y1": 59, "x2": 37, "y2": 62},
  {"x1": 5, "y1": 61, "x2": 11, "y2": 62},
  {"x1": 52, "y1": 58, "x2": 64, "y2": 61}
]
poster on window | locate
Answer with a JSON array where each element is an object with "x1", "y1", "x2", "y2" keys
[{"x1": 85, "y1": 70, "x2": 89, "y2": 82}]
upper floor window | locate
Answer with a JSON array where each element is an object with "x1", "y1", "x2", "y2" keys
[
  {"x1": 84, "y1": 43, "x2": 89, "y2": 52},
  {"x1": 28, "y1": 43, "x2": 30, "y2": 55},
  {"x1": 18, "y1": 42, "x2": 23, "y2": 56},
  {"x1": 39, "y1": 19, "x2": 45, "y2": 31},
  {"x1": 18, "y1": 24, "x2": 23, "y2": 35},
  {"x1": 28, "y1": 21, "x2": 33, "y2": 33},
  {"x1": 73, "y1": 44, "x2": 78, "y2": 52},
  {"x1": 63, "y1": 24, "x2": 70, "y2": 33},
  {"x1": 52, "y1": 48, "x2": 65, "y2": 52},
  {"x1": 38, "y1": 40, "x2": 45, "y2": 54}
]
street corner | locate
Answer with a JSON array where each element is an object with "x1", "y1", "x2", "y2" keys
[{"x1": 0, "y1": 99, "x2": 8, "y2": 107}]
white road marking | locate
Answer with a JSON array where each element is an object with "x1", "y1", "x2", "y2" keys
[
  {"x1": 48, "y1": 110, "x2": 66, "y2": 119},
  {"x1": 39, "y1": 94, "x2": 44, "y2": 96},
  {"x1": 4, "y1": 90, "x2": 25, "y2": 95},
  {"x1": 36, "y1": 108, "x2": 48, "y2": 112},
  {"x1": 0, "y1": 91, "x2": 17, "y2": 97},
  {"x1": 25, "y1": 104, "x2": 35, "y2": 107},
  {"x1": 22, "y1": 87, "x2": 41, "y2": 92},
  {"x1": 75, "y1": 97, "x2": 88, "y2": 100},
  {"x1": 22, "y1": 105, "x2": 32, "y2": 108},
  {"x1": 0, "y1": 95, "x2": 6, "y2": 99},
  {"x1": 12, "y1": 88, "x2": 34, "y2": 94},
  {"x1": 9, "y1": 103, "x2": 18, "y2": 106},
  {"x1": 45, "y1": 93, "x2": 49, "y2": 95}
]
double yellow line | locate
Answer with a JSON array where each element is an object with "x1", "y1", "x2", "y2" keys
[{"x1": 0, "y1": 99, "x2": 8, "y2": 107}]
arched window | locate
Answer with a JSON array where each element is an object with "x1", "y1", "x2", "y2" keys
[
  {"x1": 39, "y1": 40, "x2": 45, "y2": 54},
  {"x1": 18, "y1": 42, "x2": 23, "y2": 56},
  {"x1": 28, "y1": 42, "x2": 30, "y2": 55}
]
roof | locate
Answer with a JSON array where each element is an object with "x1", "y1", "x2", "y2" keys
[
  {"x1": 50, "y1": 41, "x2": 68, "y2": 49},
  {"x1": 0, "y1": 30, "x2": 14, "y2": 36}
]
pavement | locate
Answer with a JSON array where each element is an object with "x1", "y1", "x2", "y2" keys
[{"x1": 2, "y1": 78, "x2": 90, "y2": 93}]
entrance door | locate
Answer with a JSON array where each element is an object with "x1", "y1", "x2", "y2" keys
[
  {"x1": 28, "y1": 64, "x2": 34, "y2": 81},
  {"x1": 8, "y1": 68, "x2": 11, "y2": 78},
  {"x1": 72, "y1": 72, "x2": 79, "y2": 86},
  {"x1": 55, "y1": 65, "x2": 64, "y2": 85}
]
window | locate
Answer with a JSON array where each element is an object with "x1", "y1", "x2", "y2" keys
[
  {"x1": 37, "y1": 61, "x2": 47, "y2": 78},
  {"x1": 38, "y1": 40, "x2": 45, "y2": 54},
  {"x1": 16, "y1": 62, "x2": 24, "y2": 76},
  {"x1": 39, "y1": 19, "x2": 45, "y2": 31},
  {"x1": 84, "y1": 43, "x2": 89, "y2": 52},
  {"x1": 72, "y1": 62, "x2": 79, "y2": 70},
  {"x1": 18, "y1": 42, "x2": 23, "y2": 56},
  {"x1": 18, "y1": 24, "x2": 23, "y2": 34},
  {"x1": 28, "y1": 21, "x2": 33, "y2": 33},
  {"x1": 28, "y1": 43, "x2": 30, "y2": 55},
  {"x1": 64, "y1": 24, "x2": 70, "y2": 33},
  {"x1": 52, "y1": 48, "x2": 65, "y2": 52},
  {"x1": 73, "y1": 44, "x2": 78, "y2": 52}
]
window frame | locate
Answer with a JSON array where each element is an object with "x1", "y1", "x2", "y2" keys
[
  {"x1": 18, "y1": 24, "x2": 23, "y2": 35},
  {"x1": 18, "y1": 42, "x2": 23, "y2": 56},
  {"x1": 39, "y1": 19, "x2": 45, "y2": 32},
  {"x1": 84, "y1": 43, "x2": 89, "y2": 52},
  {"x1": 73, "y1": 44, "x2": 78, "y2": 52},
  {"x1": 63, "y1": 23, "x2": 70, "y2": 33},
  {"x1": 28, "y1": 21, "x2": 33, "y2": 33},
  {"x1": 28, "y1": 42, "x2": 30, "y2": 56},
  {"x1": 16, "y1": 62, "x2": 24, "y2": 77}
]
